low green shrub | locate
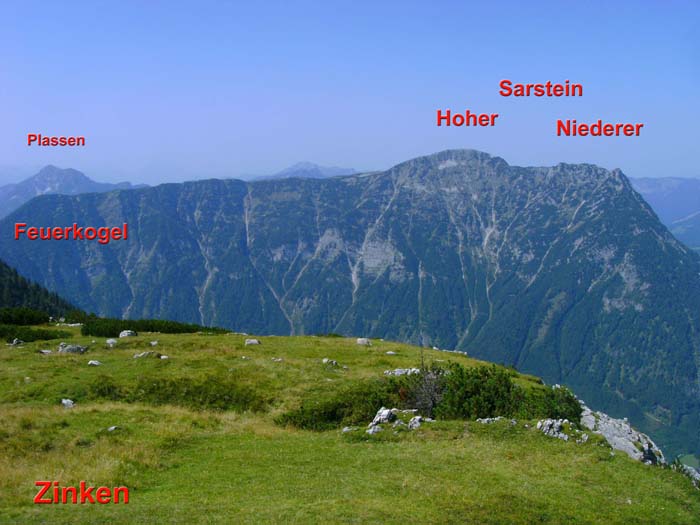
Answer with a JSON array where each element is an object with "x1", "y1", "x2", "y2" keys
[
  {"x1": 518, "y1": 384, "x2": 582, "y2": 422},
  {"x1": 87, "y1": 374, "x2": 266, "y2": 412},
  {"x1": 435, "y1": 364, "x2": 518, "y2": 420},
  {"x1": 278, "y1": 363, "x2": 582, "y2": 431},
  {"x1": 434, "y1": 363, "x2": 582, "y2": 422},
  {"x1": 275, "y1": 379, "x2": 401, "y2": 430},
  {"x1": 0, "y1": 324, "x2": 70, "y2": 343},
  {"x1": 81, "y1": 318, "x2": 229, "y2": 337}
]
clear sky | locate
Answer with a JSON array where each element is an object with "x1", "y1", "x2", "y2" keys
[{"x1": 1, "y1": 1, "x2": 698, "y2": 185}]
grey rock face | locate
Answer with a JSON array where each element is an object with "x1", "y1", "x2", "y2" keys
[
  {"x1": 58, "y1": 343, "x2": 87, "y2": 354},
  {"x1": 579, "y1": 402, "x2": 664, "y2": 465}
]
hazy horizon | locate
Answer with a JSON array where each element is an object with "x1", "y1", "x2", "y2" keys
[{"x1": 1, "y1": 1, "x2": 698, "y2": 185}]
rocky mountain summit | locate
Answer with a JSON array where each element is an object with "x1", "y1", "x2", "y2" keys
[
  {"x1": 0, "y1": 165, "x2": 144, "y2": 218},
  {"x1": 2, "y1": 149, "x2": 700, "y2": 459}
]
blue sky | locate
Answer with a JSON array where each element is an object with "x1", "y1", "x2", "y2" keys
[{"x1": 0, "y1": 1, "x2": 698, "y2": 184}]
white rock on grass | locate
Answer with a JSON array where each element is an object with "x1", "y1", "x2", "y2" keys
[
  {"x1": 537, "y1": 419, "x2": 570, "y2": 441},
  {"x1": 133, "y1": 351, "x2": 161, "y2": 359},
  {"x1": 150, "y1": 341, "x2": 159, "y2": 347},
  {"x1": 38, "y1": 349, "x2": 52, "y2": 355},
  {"x1": 87, "y1": 360, "x2": 101, "y2": 366},
  {"x1": 477, "y1": 417, "x2": 517, "y2": 425},
  {"x1": 119, "y1": 330, "x2": 137, "y2": 338},
  {"x1": 385, "y1": 351, "x2": 397, "y2": 355},
  {"x1": 383, "y1": 368, "x2": 420, "y2": 376},
  {"x1": 245, "y1": 339, "x2": 261, "y2": 346},
  {"x1": 370, "y1": 407, "x2": 397, "y2": 426},
  {"x1": 408, "y1": 416, "x2": 423, "y2": 430},
  {"x1": 58, "y1": 343, "x2": 87, "y2": 354},
  {"x1": 160, "y1": 355, "x2": 169, "y2": 360},
  {"x1": 106, "y1": 339, "x2": 117, "y2": 348},
  {"x1": 322, "y1": 358, "x2": 338, "y2": 366},
  {"x1": 356, "y1": 338, "x2": 371, "y2": 346},
  {"x1": 61, "y1": 399, "x2": 75, "y2": 409}
]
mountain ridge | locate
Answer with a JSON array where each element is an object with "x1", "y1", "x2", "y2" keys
[
  {"x1": 247, "y1": 161, "x2": 358, "y2": 181},
  {"x1": 0, "y1": 165, "x2": 146, "y2": 219},
  {"x1": 0, "y1": 258, "x2": 77, "y2": 315},
  {"x1": 2, "y1": 148, "x2": 699, "y2": 459}
]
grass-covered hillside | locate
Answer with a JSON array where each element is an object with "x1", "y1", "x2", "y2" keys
[{"x1": 1, "y1": 326, "x2": 699, "y2": 523}]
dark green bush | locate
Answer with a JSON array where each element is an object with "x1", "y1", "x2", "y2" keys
[
  {"x1": 518, "y1": 385, "x2": 582, "y2": 422},
  {"x1": 81, "y1": 318, "x2": 229, "y2": 337},
  {"x1": 0, "y1": 324, "x2": 70, "y2": 343},
  {"x1": 0, "y1": 307, "x2": 49, "y2": 325},
  {"x1": 436, "y1": 364, "x2": 518, "y2": 420},
  {"x1": 278, "y1": 363, "x2": 582, "y2": 431},
  {"x1": 276, "y1": 379, "x2": 400, "y2": 430}
]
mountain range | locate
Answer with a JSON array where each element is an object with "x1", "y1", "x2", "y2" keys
[
  {"x1": 247, "y1": 162, "x2": 358, "y2": 181},
  {"x1": 0, "y1": 165, "x2": 146, "y2": 219},
  {"x1": 1, "y1": 149, "x2": 699, "y2": 459},
  {"x1": 630, "y1": 177, "x2": 700, "y2": 250}
]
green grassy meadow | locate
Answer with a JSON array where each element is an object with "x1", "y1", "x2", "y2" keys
[{"x1": 1, "y1": 328, "x2": 698, "y2": 523}]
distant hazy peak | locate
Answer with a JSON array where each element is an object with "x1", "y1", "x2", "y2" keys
[
  {"x1": 0, "y1": 165, "x2": 146, "y2": 218},
  {"x1": 277, "y1": 161, "x2": 357, "y2": 176},
  {"x1": 250, "y1": 162, "x2": 358, "y2": 181}
]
